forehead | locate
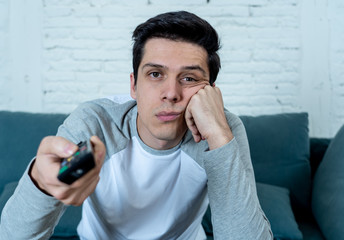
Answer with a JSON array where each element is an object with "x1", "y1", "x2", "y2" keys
[{"x1": 140, "y1": 38, "x2": 209, "y2": 72}]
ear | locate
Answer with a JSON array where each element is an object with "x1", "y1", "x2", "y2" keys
[{"x1": 130, "y1": 73, "x2": 137, "y2": 100}]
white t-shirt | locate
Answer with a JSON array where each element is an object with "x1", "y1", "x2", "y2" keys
[{"x1": 77, "y1": 136, "x2": 209, "y2": 240}]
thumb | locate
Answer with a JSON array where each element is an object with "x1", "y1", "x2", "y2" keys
[
  {"x1": 37, "y1": 136, "x2": 78, "y2": 160},
  {"x1": 184, "y1": 106, "x2": 202, "y2": 143},
  {"x1": 89, "y1": 136, "x2": 106, "y2": 167}
]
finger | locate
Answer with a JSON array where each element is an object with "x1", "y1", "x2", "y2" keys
[
  {"x1": 188, "y1": 120, "x2": 202, "y2": 142},
  {"x1": 57, "y1": 136, "x2": 105, "y2": 187},
  {"x1": 37, "y1": 136, "x2": 78, "y2": 159},
  {"x1": 63, "y1": 175, "x2": 100, "y2": 206},
  {"x1": 75, "y1": 175, "x2": 100, "y2": 205},
  {"x1": 69, "y1": 159, "x2": 102, "y2": 189},
  {"x1": 184, "y1": 107, "x2": 202, "y2": 143},
  {"x1": 90, "y1": 135, "x2": 106, "y2": 167},
  {"x1": 55, "y1": 164, "x2": 101, "y2": 203},
  {"x1": 188, "y1": 122, "x2": 202, "y2": 143}
]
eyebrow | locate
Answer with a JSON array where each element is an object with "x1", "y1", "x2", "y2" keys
[
  {"x1": 142, "y1": 63, "x2": 166, "y2": 70},
  {"x1": 142, "y1": 63, "x2": 207, "y2": 77},
  {"x1": 181, "y1": 65, "x2": 207, "y2": 77}
]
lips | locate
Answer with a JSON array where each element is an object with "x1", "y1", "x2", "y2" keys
[{"x1": 156, "y1": 111, "x2": 181, "y2": 122}]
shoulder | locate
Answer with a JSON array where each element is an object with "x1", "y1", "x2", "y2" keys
[
  {"x1": 224, "y1": 108, "x2": 244, "y2": 130},
  {"x1": 75, "y1": 97, "x2": 136, "y2": 115},
  {"x1": 57, "y1": 97, "x2": 137, "y2": 144},
  {"x1": 66, "y1": 97, "x2": 137, "y2": 125}
]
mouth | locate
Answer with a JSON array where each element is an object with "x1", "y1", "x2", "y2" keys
[{"x1": 156, "y1": 111, "x2": 182, "y2": 122}]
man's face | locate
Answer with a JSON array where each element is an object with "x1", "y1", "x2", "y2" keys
[{"x1": 130, "y1": 38, "x2": 210, "y2": 150}]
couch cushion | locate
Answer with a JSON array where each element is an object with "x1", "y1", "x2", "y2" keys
[
  {"x1": 256, "y1": 182, "x2": 303, "y2": 240},
  {"x1": 312, "y1": 124, "x2": 344, "y2": 240},
  {"x1": 0, "y1": 181, "x2": 82, "y2": 238},
  {"x1": 239, "y1": 113, "x2": 311, "y2": 211},
  {"x1": 0, "y1": 111, "x2": 68, "y2": 192}
]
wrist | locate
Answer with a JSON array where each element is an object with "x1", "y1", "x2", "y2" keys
[
  {"x1": 207, "y1": 130, "x2": 233, "y2": 150},
  {"x1": 29, "y1": 160, "x2": 52, "y2": 196}
]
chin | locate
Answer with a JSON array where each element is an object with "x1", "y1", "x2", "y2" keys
[{"x1": 153, "y1": 128, "x2": 185, "y2": 142}]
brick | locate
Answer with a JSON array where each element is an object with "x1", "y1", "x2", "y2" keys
[
  {"x1": 44, "y1": 49, "x2": 72, "y2": 61},
  {"x1": 43, "y1": 0, "x2": 90, "y2": 6},
  {"x1": 244, "y1": 16, "x2": 298, "y2": 28},
  {"x1": 44, "y1": 39, "x2": 100, "y2": 49},
  {"x1": 74, "y1": 29, "x2": 124, "y2": 40},
  {"x1": 101, "y1": 17, "x2": 142, "y2": 29},
  {"x1": 104, "y1": 61, "x2": 132, "y2": 73},
  {"x1": 48, "y1": 60, "x2": 102, "y2": 72},
  {"x1": 209, "y1": 0, "x2": 269, "y2": 6},
  {"x1": 253, "y1": 49, "x2": 299, "y2": 61},
  {"x1": 252, "y1": 72, "x2": 299, "y2": 84},
  {"x1": 43, "y1": 91, "x2": 92, "y2": 104},
  {"x1": 73, "y1": 6, "x2": 100, "y2": 17},
  {"x1": 44, "y1": 16, "x2": 98, "y2": 28},
  {"x1": 220, "y1": 50, "x2": 251, "y2": 62},
  {"x1": 99, "y1": 80, "x2": 131, "y2": 96},
  {"x1": 226, "y1": 62, "x2": 283, "y2": 74},
  {"x1": 267, "y1": 0, "x2": 298, "y2": 5},
  {"x1": 44, "y1": 71, "x2": 75, "y2": 82},
  {"x1": 258, "y1": 83, "x2": 299, "y2": 95},
  {"x1": 44, "y1": 6, "x2": 73, "y2": 17},
  {"x1": 101, "y1": 40, "x2": 132, "y2": 51},
  {"x1": 248, "y1": 27, "x2": 299, "y2": 39},
  {"x1": 44, "y1": 29, "x2": 73, "y2": 39},
  {"x1": 44, "y1": 81, "x2": 100, "y2": 93},
  {"x1": 75, "y1": 72, "x2": 117, "y2": 82},
  {"x1": 249, "y1": 5, "x2": 298, "y2": 17},
  {"x1": 149, "y1": 0, "x2": 206, "y2": 5},
  {"x1": 72, "y1": 50, "x2": 123, "y2": 61},
  {"x1": 202, "y1": 6, "x2": 249, "y2": 17}
]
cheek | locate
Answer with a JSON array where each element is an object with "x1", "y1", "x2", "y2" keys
[
  {"x1": 136, "y1": 94, "x2": 153, "y2": 120},
  {"x1": 183, "y1": 84, "x2": 206, "y2": 100}
]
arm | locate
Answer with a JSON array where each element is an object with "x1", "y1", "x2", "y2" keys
[
  {"x1": 0, "y1": 160, "x2": 66, "y2": 240},
  {"x1": 0, "y1": 135, "x2": 105, "y2": 239},
  {"x1": 203, "y1": 119, "x2": 272, "y2": 239},
  {"x1": 185, "y1": 86, "x2": 272, "y2": 239}
]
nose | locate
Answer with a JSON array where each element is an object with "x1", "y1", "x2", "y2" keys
[{"x1": 161, "y1": 77, "x2": 182, "y2": 102}]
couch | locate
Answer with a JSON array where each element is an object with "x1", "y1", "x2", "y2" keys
[{"x1": 0, "y1": 110, "x2": 343, "y2": 240}]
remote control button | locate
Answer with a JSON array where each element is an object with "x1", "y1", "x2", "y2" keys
[{"x1": 59, "y1": 165, "x2": 68, "y2": 174}]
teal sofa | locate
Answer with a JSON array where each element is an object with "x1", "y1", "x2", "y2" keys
[{"x1": 0, "y1": 110, "x2": 343, "y2": 240}]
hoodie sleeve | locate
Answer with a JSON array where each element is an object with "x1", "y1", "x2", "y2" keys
[
  {"x1": 202, "y1": 112, "x2": 273, "y2": 239},
  {"x1": 0, "y1": 160, "x2": 66, "y2": 240}
]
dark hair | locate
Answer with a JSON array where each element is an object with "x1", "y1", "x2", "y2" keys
[{"x1": 132, "y1": 11, "x2": 221, "y2": 85}]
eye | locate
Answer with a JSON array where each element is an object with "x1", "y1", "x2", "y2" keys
[
  {"x1": 182, "y1": 77, "x2": 197, "y2": 82},
  {"x1": 149, "y1": 72, "x2": 162, "y2": 78}
]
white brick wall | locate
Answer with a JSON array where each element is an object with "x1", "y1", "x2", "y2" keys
[
  {"x1": 0, "y1": 0, "x2": 10, "y2": 110},
  {"x1": 0, "y1": 0, "x2": 343, "y2": 138},
  {"x1": 329, "y1": 1, "x2": 344, "y2": 137}
]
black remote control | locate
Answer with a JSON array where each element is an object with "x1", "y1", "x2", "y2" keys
[{"x1": 57, "y1": 140, "x2": 95, "y2": 184}]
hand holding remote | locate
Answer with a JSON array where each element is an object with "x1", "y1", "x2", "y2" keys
[
  {"x1": 30, "y1": 136, "x2": 105, "y2": 206},
  {"x1": 58, "y1": 140, "x2": 95, "y2": 185}
]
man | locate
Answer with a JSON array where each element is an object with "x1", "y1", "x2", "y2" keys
[{"x1": 0, "y1": 11, "x2": 272, "y2": 239}]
